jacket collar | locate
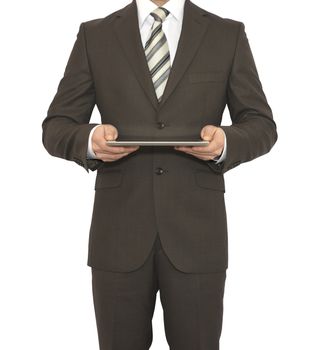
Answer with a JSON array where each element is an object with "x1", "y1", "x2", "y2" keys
[
  {"x1": 136, "y1": 0, "x2": 185, "y2": 28},
  {"x1": 113, "y1": 0, "x2": 210, "y2": 111}
]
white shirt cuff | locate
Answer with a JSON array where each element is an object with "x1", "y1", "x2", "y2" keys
[
  {"x1": 212, "y1": 129, "x2": 227, "y2": 163},
  {"x1": 87, "y1": 124, "x2": 101, "y2": 159}
]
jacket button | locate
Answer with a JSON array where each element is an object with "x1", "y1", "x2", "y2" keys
[
  {"x1": 155, "y1": 167, "x2": 164, "y2": 175},
  {"x1": 157, "y1": 121, "x2": 165, "y2": 129}
]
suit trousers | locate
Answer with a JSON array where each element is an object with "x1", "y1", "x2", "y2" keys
[{"x1": 91, "y1": 234, "x2": 227, "y2": 350}]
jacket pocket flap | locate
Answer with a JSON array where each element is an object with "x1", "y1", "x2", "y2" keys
[
  {"x1": 95, "y1": 170, "x2": 123, "y2": 189},
  {"x1": 194, "y1": 170, "x2": 225, "y2": 192},
  {"x1": 188, "y1": 71, "x2": 226, "y2": 83}
]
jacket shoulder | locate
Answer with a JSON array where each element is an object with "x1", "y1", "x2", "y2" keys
[
  {"x1": 207, "y1": 12, "x2": 244, "y2": 28},
  {"x1": 81, "y1": 2, "x2": 131, "y2": 29},
  {"x1": 191, "y1": 1, "x2": 244, "y2": 32},
  {"x1": 81, "y1": 13, "x2": 118, "y2": 29}
]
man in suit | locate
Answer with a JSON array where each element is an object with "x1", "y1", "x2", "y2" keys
[{"x1": 42, "y1": 0, "x2": 277, "y2": 349}]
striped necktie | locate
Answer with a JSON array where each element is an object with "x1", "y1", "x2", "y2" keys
[{"x1": 144, "y1": 7, "x2": 171, "y2": 103}]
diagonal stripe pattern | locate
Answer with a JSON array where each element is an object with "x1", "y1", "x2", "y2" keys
[{"x1": 144, "y1": 7, "x2": 171, "y2": 102}]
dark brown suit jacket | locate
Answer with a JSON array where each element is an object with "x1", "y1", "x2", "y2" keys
[{"x1": 42, "y1": 0, "x2": 277, "y2": 273}]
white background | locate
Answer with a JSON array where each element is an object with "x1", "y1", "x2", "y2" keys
[{"x1": 1, "y1": 0, "x2": 320, "y2": 349}]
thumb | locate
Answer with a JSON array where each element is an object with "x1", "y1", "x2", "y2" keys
[
  {"x1": 104, "y1": 124, "x2": 118, "y2": 141},
  {"x1": 201, "y1": 125, "x2": 215, "y2": 141}
]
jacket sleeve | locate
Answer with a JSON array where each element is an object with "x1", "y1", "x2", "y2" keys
[
  {"x1": 207, "y1": 22, "x2": 278, "y2": 174},
  {"x1": 41, "y1": 22, "x2": 104, "y2": 173}
]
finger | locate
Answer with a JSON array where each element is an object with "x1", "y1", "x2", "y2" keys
[
  {"x1": 190, "y1": 142, "x2": 214, "y2": 152},
  {"x1": 201, "y1": 125, "x2": 217, "y2": 141},
  {"x1": 174, "y1": 149, "x2": 214, "y2": 161},
  {"x1": 176, "y1": 140, "x2": 222, "y2": 154},
  {"x1": 104, "y1": 125, "x2": 118, "y2": 141},
  {"x1": 95, "y1": 152, "x2": 129, "y2": 161},
  {"x1": 196, "y1": 154, "x2": 213, "y2": 161},
  {"x1": 106, "y1": 146, "x2": 139, "y2": 154},
  {"x1": 174, "y1": 146, "x2": 192, "y2": 152},
  {"x1": 175, "y1": 146, "x2": 212, "y2": 155},
  {"x1": 96, "y1": 143, "x2": 139, "y2": 154},
  {"x1": 175, "y1": 146, "x2": 221, "y2": 158}
]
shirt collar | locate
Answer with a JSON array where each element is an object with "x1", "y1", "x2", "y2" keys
[{"x1": 136, "y1": 0, "x2": 186, "y2": 29}]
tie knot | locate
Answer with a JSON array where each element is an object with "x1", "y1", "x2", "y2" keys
[{"x1": 150, "y1": 7, "x2": 170, "y2": 23}]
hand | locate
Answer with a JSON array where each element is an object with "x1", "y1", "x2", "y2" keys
[
  {"x1": 174, "y1": 125, "x2": 225, "y2": 161},
  {"x1": 92, "y1": 124, "x2": 139, "y2": 162}
]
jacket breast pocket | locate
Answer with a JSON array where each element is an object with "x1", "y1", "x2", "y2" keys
[
  {"x1": 194, "y1": 170, "x2": 225, "y2": 192},
  {"x1": 188, "y1": 71, "x2": 226, "y2": 83},
  {"x1": 94, "y1": 169, "x2": 123, "y2": 190}
]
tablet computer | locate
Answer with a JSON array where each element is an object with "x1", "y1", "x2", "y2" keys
[{"x1": 105, "y1": 140, "x2": 210, "y2": 146}]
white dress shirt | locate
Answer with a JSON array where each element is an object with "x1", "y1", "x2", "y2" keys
[{"x1": 87, "y1": 0, "x2": 227, "y2": 162}]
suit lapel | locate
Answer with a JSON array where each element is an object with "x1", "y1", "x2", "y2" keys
[
  {"x1": 113, "y1": 0, "x2": 159, "y2": 110},
  {"x1": 159, "y1": 0, "x2": 210, "y2": 108},
  {"x1": 113, "y1": 0, "x2": 210, "y2": 111}
]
